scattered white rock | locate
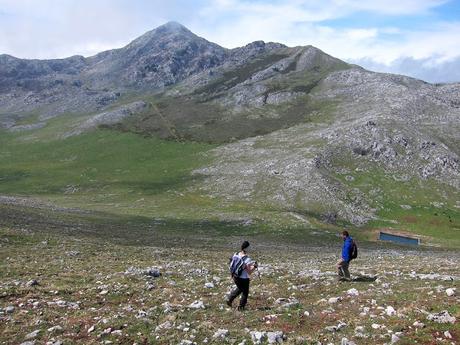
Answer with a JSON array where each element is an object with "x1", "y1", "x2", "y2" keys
[
  {"x1": 371, "y1": 323, "x2": 385, "y2": 330},
  {"x1": 249, "y1": 330, "x2": 284, "y2": 344},
  {"x1": 25, "y1": 330, "x2": 40, "y2": 340},
  {"x1": 274, "y1": 297, "x2": 300, "y2": 309},
  {"x1": 52, "y1": 300, "x2": 80, "y2": 310},
  {"x1": 413, "y1": 321, "x2": 425, "y2": 328},
  {"x1": 355, "y1": 326, "x2": 365, "y2": 332},
  {"x1": 26, "y1": 279, "x2": 39, "y2": 287},
  {"x1": 155, "y1": 321, "x2": 173, "y2": 332},
  {"x1": 347, "y1": 288, "x2": 359, "y2": 296},
  {"x1": 267, "y1": 331, "x2": 284, "y2": 344},
  {"x1": 179, "y1": 340, "x2": 195, "y2": 345},
  {"x1": 328, "y1": 297, "x2": 342, "y2": 304},
  {"x1": 87, "y1": 325, "x2": 95, "y2": 333},
  {"x1": 325, "y1": 322, "x2": 347, "y2": 332},
  {"x1": 263, "y1": 314, "x2": 279, "y2": 324},
  {"x1": 412, "y1": 273, "x2": 458, "y2": 281},
  {"x1": 446, "y1": 288, "x2": 456, "y2": 296},
  {"x1": 427, "y1": 310, "x2": 456, "y2": 324},
  {"x1": 5, "y1": 305, "x2": 15, "y2": 314},
  {"x1": 212, "y1": 329, "x2": 229, "y2": 339},
  {"x1": 250, "y1": 331, "x2": 266, "y2": 344},
  {"x1": 136, "y1": 310, "x2": 148, "y2": 318},
  {"x1": 391, "y1": 334, "x2": 400, "y2": 343},
  {"x1": 188, "y1": 300, "x2": 205, "y2": 309},
  {"x1": 341, "y1": 338, "x2": 356, "y2": 345},
  {"x1": 47, "y1": 326, "x2": 63, "y2": 333},
  {"x1": 55, "y1": 300, "x2": 66, "y2": 307},
  {"x1": 444, "y1": 330, "x2": 452, "y2": 339},
  {"x1": 125, "y1": 266, "x2": 161, "y2": 277},
  {"x1": 360, "y1": 306, "x2": 370, "y2": 316},
  {"x1": 385, "y1": 306, "x2": 396, "y2": 316},
  {"x1": 204, "y1": 282, "x2": 215, "y2": 289},
  {"x1": 47, "y1": 341, "x2": 63, "y2": 345},
  {"x1": 102, "y1": 327, "x2": 112, "y2": 335}
]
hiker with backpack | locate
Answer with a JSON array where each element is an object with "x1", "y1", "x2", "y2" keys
[
  {"x1": 226, "y1": 241, "x2": 258, "y2": 311},
  {"x1": 337, "y1": 230, "x2": 357, "y2": 281}
]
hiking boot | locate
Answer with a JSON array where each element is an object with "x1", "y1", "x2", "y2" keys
[
  {"x1": 225, "y1": 299, "x2": 232, "y2": 307},
  {"x1": 237, "y1": 305, "x2": 245, "y2": 311}
]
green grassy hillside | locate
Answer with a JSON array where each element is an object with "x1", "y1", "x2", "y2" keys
[
  {"x1": 1, "y1": 119, "x2": 459, "y2": 248},
  {"x1": 0, "y1": 124, "x2": 216, "y2": 216}
]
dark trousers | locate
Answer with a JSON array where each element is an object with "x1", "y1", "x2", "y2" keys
[
  {"x1": 228, "y1": 277, "x2": 250, "y2": 307},
  {"x1": 338, "y1": 260, "x2": 351, "y2": 280}
]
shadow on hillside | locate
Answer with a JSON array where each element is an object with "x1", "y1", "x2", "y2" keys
[
  {"x1": 352, "y1": 275, "x2": 378, "y2": 282},
  {"x1": 0, "y1": 201, "x2": 262, "y2": 248},
  {"x1": 0, "y1": 200, "x2": 353, "y2": 252}
]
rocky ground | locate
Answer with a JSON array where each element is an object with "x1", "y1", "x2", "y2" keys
[{"x1": 1, "y1": 227, "x2": 458, "y2": 345}]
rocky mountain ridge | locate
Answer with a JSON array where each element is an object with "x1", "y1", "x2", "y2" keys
[
  {"x1": 0, "y1": 22, "x2": 288, "y2": 124},
  {"x1": 0, "y1": 22, "x2": 458, "y2": 228}
]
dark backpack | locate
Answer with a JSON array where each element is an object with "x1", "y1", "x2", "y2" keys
[
  {"x1": 229, "y1": 253, "x2": 247, "y2": 278},
  {"x1": 350, "y1": 240, "x2": 358, "y2": 260}
]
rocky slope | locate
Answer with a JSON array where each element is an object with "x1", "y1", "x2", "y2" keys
[
  {"x1": 1, "y1": 226, "x2": 459, "y2": 344},
  {"x1": 191, "y1": 68, "x2": 459, "y2": 225}
]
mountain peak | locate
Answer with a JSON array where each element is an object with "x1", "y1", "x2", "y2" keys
[
  {"x1": 158, "y1": 21, "x2": 189, "y2": 32},
  {"x1": 150, "y1": 21, "x2": 194, "y2": 37},
  {"x1": 126, "y1": 21, "x2": 197, "y2": 50}
]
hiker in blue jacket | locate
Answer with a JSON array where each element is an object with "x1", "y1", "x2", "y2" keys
[{"x1": 337, "y1": 230, "x2": 353, "y2": 281}]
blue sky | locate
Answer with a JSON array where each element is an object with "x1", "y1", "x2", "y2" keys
[{"x1": 0, "y1": 0, "x2": 459, "y2": 82}]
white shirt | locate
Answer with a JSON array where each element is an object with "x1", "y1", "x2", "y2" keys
[{"x1": 237, "y1": 252, "x2": 252, "y2": 279}]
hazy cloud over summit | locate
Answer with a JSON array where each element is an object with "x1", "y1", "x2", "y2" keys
[
  {"x1": 353, "y1": 56, "x2": 460, "y2": 84},
  {"x1": 0, "y1": 0, "x2": 459, "y2": 83}
]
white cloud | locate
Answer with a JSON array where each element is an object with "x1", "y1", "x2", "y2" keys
[
  {"x1": 334, "y1": 21, "x2": 460, "y2": 64},
  {"x1": 194, "y1": 3, "x2": 460, "y2": 70},
  {"x1": 344, "y1": 28, "x2": 378, "y2": 40},
  {"x1": 353, "y1": 55, "x2": 460, "y2": 83},
  {"x1": 200, "y1": 0, "x2": 448, "y2": 22},
  {"x1": 342, "y1": 0, "x2": 448, "y2": 15},
  {"x1": 0, "y1": 0, "x2": 178, "y2": 58}
]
